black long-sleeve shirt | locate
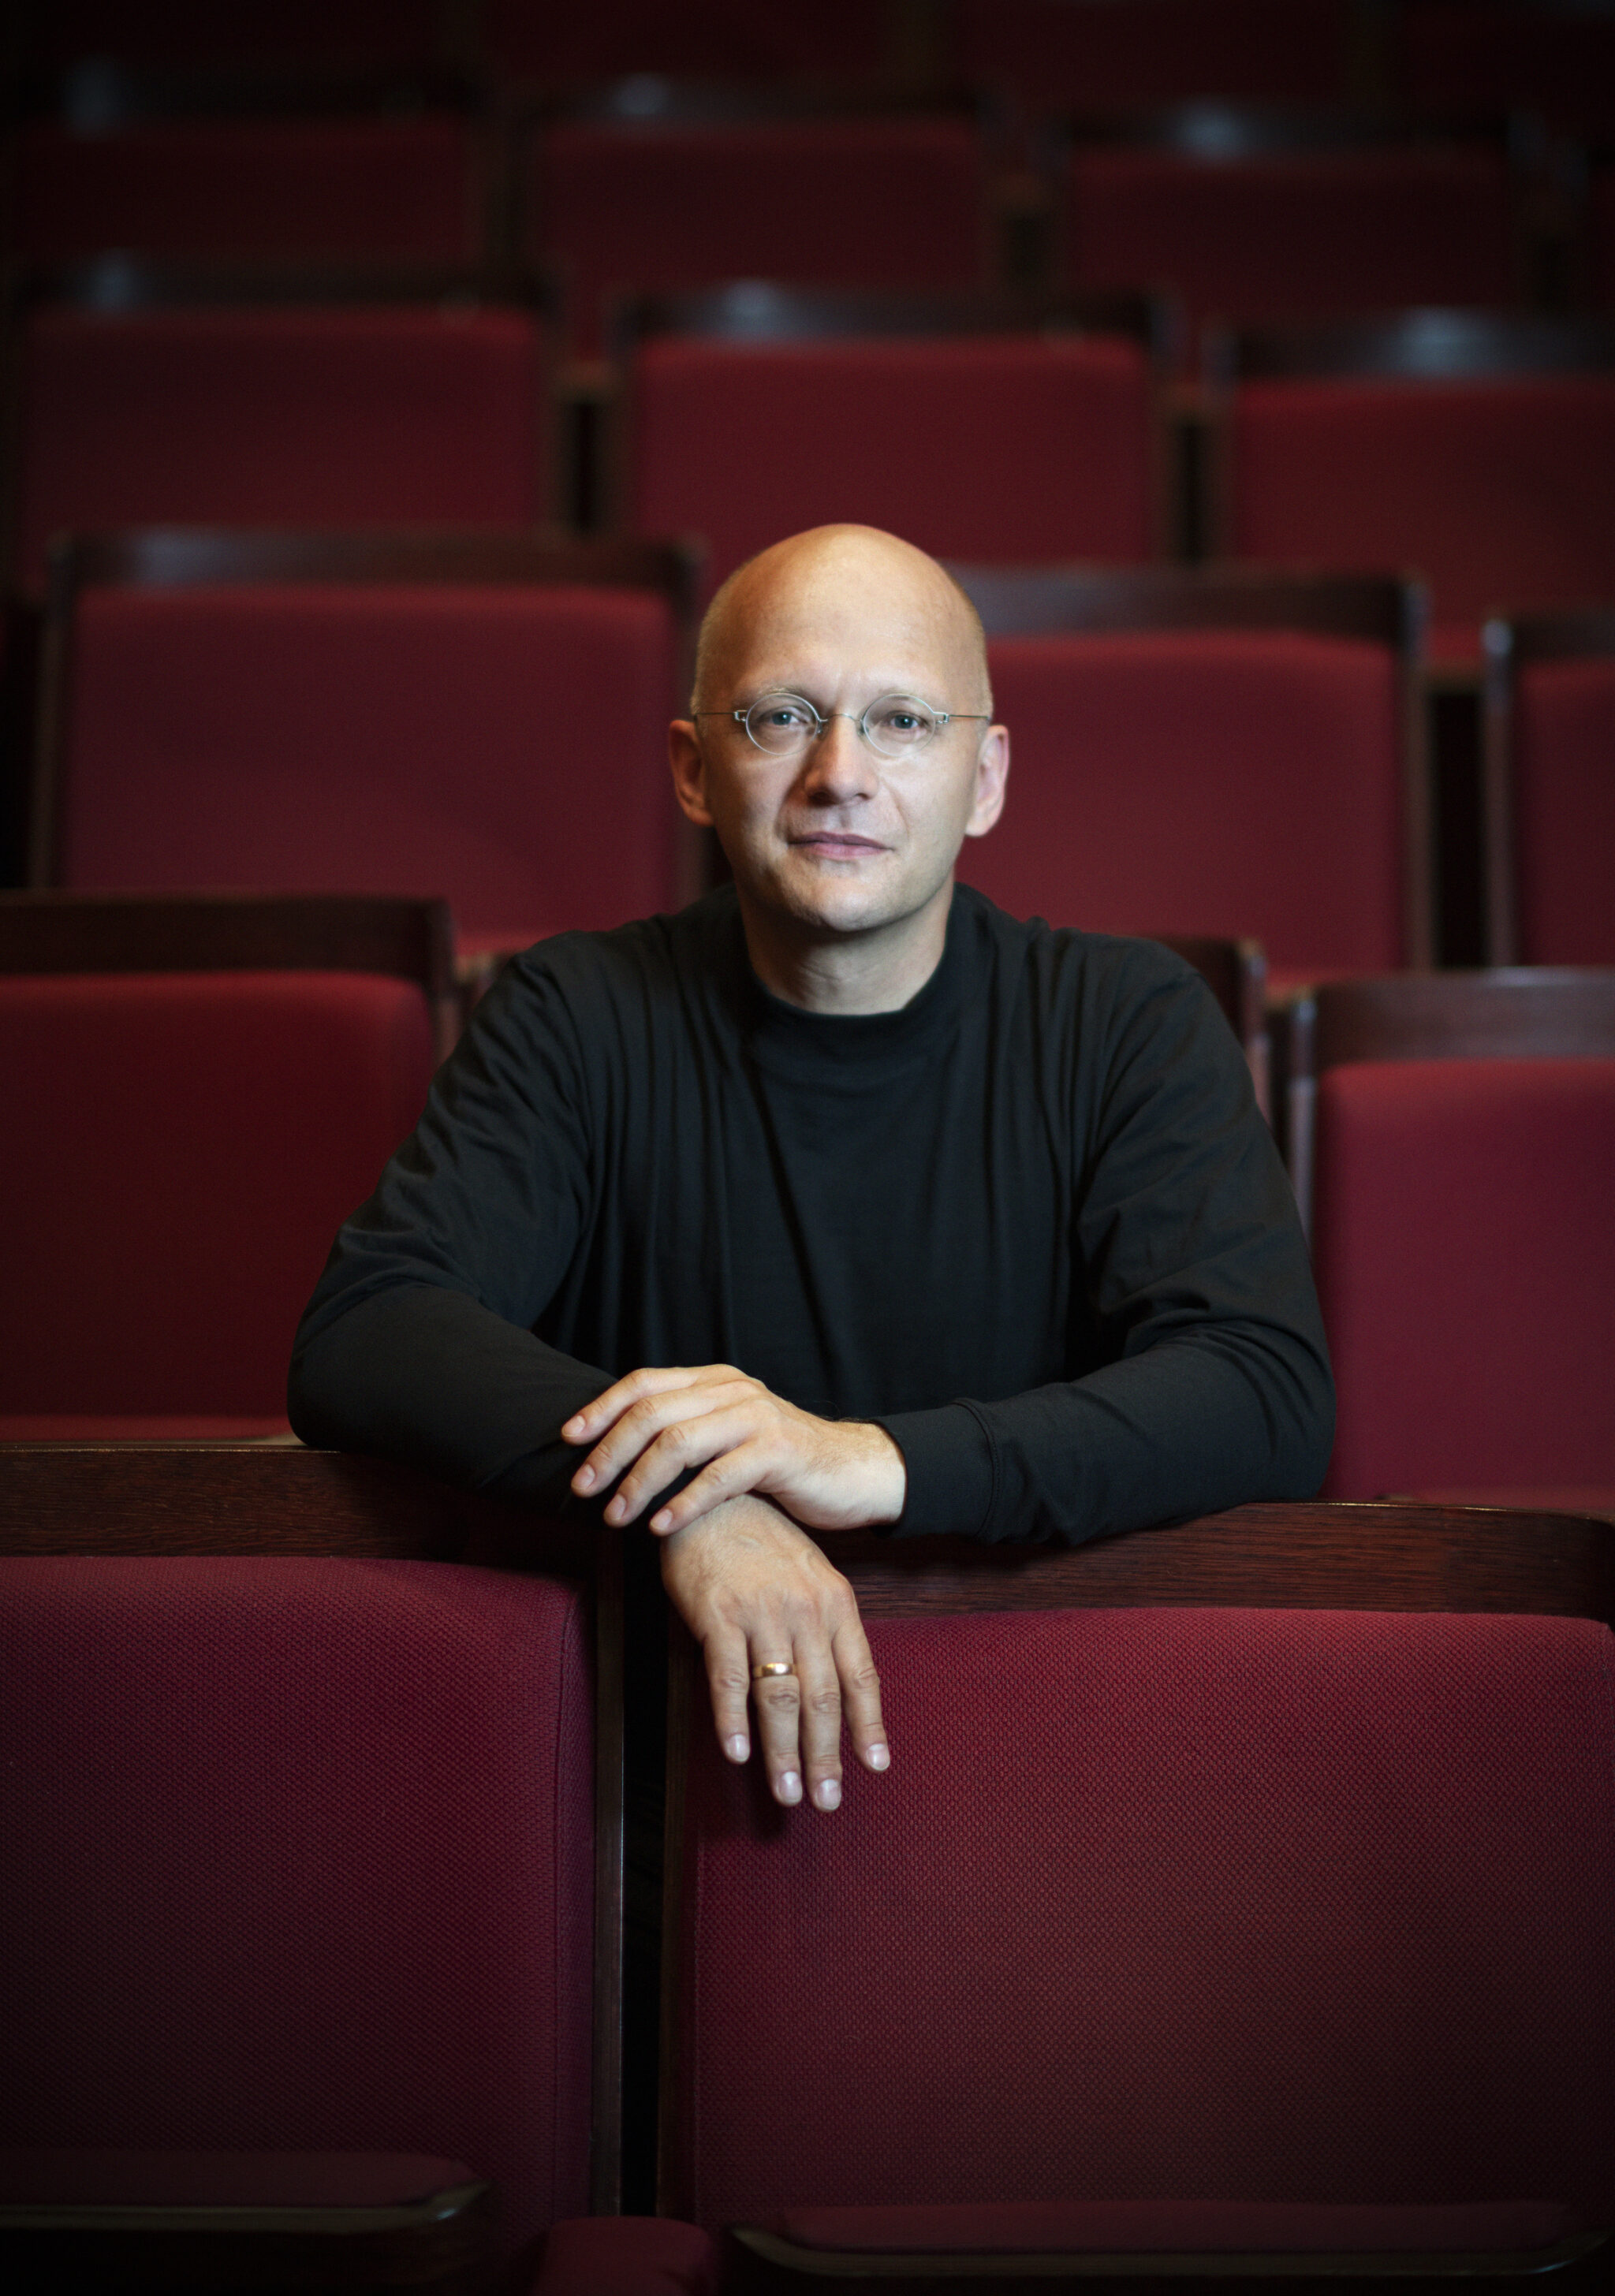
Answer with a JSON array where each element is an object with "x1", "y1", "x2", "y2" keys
[{"x1": 289, "y1": 883, "x2": 1333, "y2": 1541}]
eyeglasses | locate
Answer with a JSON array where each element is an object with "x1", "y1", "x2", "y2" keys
[{"x1": 695, "y1": 690, "x2": 989, "y2": 761}]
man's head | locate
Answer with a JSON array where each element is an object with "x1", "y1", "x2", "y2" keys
[{"x1": 669, "y1": 525, "x2": 1009, "y2": 967}]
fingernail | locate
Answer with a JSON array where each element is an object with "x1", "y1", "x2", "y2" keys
[
  {"x1": 563, "y1": 1417, "x2": 584, "y2": 1438},
  {"x1": 725, "y1": 1735, "x2": 749, "y2": 1763},
  {"x1": 574, "y1": 1466, "x2": 595, "y2": 1490},
  {"x1": 815, "y1": 1777, "x2": 841, "y2": 1810},
  {"x1": 867, "y1": 1743, "x2": 890, "y2": 1770},
  {"x1": 778, "y1": 1771, "x2": 802, "y2": 1804},
  {"x1": 650, "y1": 1508, "x2": 671, "y2": 1531},
  {"x1": 604, "y1": 1498, "x2": 624, "y2": 1523}
]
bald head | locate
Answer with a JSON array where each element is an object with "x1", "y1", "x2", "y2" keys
[{"x1": 691, "y1": 524, "x2": 991, "y2": 718}]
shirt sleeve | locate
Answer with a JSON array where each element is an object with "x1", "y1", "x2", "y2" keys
[
  {"x1": 874, "y1": 952, "x2": 1335, "y2": 1545},
  {"x1": 287, "y1": 953, "x2": 614, "y2": 1508}
]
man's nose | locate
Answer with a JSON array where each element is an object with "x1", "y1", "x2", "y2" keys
[{"x1": 799, "y1": 713, "x2": 878, "y2": 801}]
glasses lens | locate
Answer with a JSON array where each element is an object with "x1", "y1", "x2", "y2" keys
[
  {"x1": 744, "y1": 694, "x2": 821, "y2": 753},
  {"x1": 863, "y1": 695, "x2": 942, "y2": 757}
]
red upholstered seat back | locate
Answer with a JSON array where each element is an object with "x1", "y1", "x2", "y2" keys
[
  {"x1": 668, "y1": 1605, "x2": 1615, "y2": 2231},
  {"x1": 1068, "y1": 149, "x2": 1514, "y2": 360},
  {"x1": 961, "y1": 629, "x2": 1404, "y2": 971},
  {"x1": 954, "y1": 0, "x2": 1350, "y2": 109},
  {"x1": 532, "y1": 119, "x2": 987, "y2": 356},
  {"x1": 630, "y1": 335, "x2": 1154, "y2": 598},
  {"x1": 1313, "y1": 1057, "x2": 1615, "y2": 1496},
  {"x1": 14, "y1": 119, "x2": 483, "y2": 262},
  {"x1": 58, "y1": 582, "x2": 679, "y2": 942},
  {"x1": 0, "y1": 971, "x2": 435, "y2": 1414},
  {"x1": 1512, "y1": 657, "x2": 1615, "y2": 965},
  {"x1": 32, "y1": 1, "x2": 439, "y2": 68},
  {"x1": 1229, "y1": 376, "x2": 1615, "y2": 665},
  {"x1": 15, "y1": 308, "x2": 545, "y2": 590},
  {"x1": 0, "y1": 1556, "x2": 594, "y2": 2262},
  {"x1": 485, "y1": 0, "x2": 882, "y2": 82}
]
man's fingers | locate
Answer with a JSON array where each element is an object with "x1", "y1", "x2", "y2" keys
[
  {"x1": 749, "y1": 1660, "x2": 804, "y2": 1806},
  {"x1": 570, "y1": 1381, "x2": 756, "y2": 1497},
  {"x1": 703, "y1": 1629, "x2": 753, "y2": 1766},
  {"x1": 561, "y1": 1365, "x2": 709, "y2": 1448},
  {"x1": 599, "y1": 1418, "x2": 769, "y2": 1524},
  {"x1": 793, "y1": 1641, "x2": 845, "y2": 1810},
  {"x1": 833, "y1": 1614, "x2": 890, "y2": 1772}
]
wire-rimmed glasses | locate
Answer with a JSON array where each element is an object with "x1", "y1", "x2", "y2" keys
[{"x1": 696, "y1": 691, "x2": 990, "y2": 761}]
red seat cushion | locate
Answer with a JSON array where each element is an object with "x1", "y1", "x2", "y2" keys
[
  {"x1": 0, "y1": 971, "x2": 435, "y2": 1415},
  {"x1": 668, "y1": 1605, "x2": 1615, "y2": 2231},
  {"x1": 954, "y1": 0, "x2": 1351, "y2": 110},
  {"x1": 1230, "y1": 375, "x2": 1615, "y2": 666},
  {"x1": 1068, "y1": 147, "x2": 1514, "y2": 363},
  {"x1": 531, "y1": 118, "x2": 987, "y2": 356},
  {"x1": 533, "y1": 2216, "x2": 718, "y2": 2295},
  {"x1": 58, "y1": 581, "x2": 679, "y2": 941},
  {"x1": 15, "y1": 308, "x2": 546, "y2": 591},
  {"x1": 630, "y1": 334, "x2": 1154, "y2": 599},
  {"x1": 13, "y1": 118, "x2": 483, "y2": 263},
  {"x1": 1511, "y1": 654, "x2": 1615, "y2": 965},
  {"x1": 0, "y1": 1556, "x2": 593, "y2": 2262},
  {"x1": 1313, "y1": 1058, "x2": 1615, "y2": 1496},
  {"x1": 962, "y1": 628, "x2": 1404, "y2": 971}
]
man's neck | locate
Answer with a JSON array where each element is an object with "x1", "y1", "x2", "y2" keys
[{"x1": 737, "y1": 882, "x2": 954, "y2": 1015}]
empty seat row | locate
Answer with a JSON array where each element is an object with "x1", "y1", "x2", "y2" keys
[
  {"x1": 5, "y1": 1453, "x2": 1615, "y2": 2290},
  {"x1": 9, "y1": 289, "x2": 1614, "y2": 663},
  {"x1": 25, "y1": 0, "x2": 1615, "y2": 128}
]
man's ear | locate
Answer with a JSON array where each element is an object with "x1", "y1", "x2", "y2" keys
[
  {"x1": 668, "y1": 719, "x2": 715, "y2": 827},
  {"x1": 963, "y1": 723, "x2": 1010, "y2": 840}
]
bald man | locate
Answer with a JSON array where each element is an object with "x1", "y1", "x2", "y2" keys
[{"x1": 291, "y1": 524, "x2": 1333, "y2": 1813}]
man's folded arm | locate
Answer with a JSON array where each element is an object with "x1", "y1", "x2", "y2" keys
[{"x1": 876, "y1": 957, "x2": 1335, "y2": 1547}]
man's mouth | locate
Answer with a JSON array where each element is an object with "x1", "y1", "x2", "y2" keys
[{"x1": 788, "y1": 832, "x2": 887, "y2": 855}]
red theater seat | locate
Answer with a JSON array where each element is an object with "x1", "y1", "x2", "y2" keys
[
  {"x1": 33, "y1": 531, "x2": 689, "y2": 955},
  {"x1": 13, "y1": 116, "x2": 485, "y2": 262},
  {"x1": 954, "y1": 0, "x2": 1352, "y2": 112},
  {"x1": 1222, "y1": 314, "x2": 1615, "y2": 666},
  {"x1": 1484, "y1": 609, "x2": 1615, "y2": 966},
  {"x1": 0, "y1": 959, "x2": 437, "y2": 1437},
  {"x1": 627, "y1": 296, "x2": 1161, "y2": 598},
  {"x1": 28, "y1": 0, "x2": 441, "y2": 70},
  {"x1": 484, "y1": 0, "x2": 884, "y2": 84},
  {"x1": 652, "y1": 1511, "x2": 1615, "y2": 2282},
  {"x1": 1401, "y1": 1, "x2": 1615, "y2": 139},
  {"x1": 530, "y1": 111, "x2": 988, "y2": 358},
  {"x1": 13, "y1": 296, "x2": 546, "y2": 591},
  {"x1": 0, "y1": 1550, "x2": 594, "y2": 2276},
  {"x1": 1066, "y1": 133, "x2": 1516, "y2": 364},
  {"x1": 953, "y1": 565, "x2": 1426, "y2": 978}
]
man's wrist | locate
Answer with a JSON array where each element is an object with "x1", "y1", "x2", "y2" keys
[{"x1": 845, "y1": 1421, "x2": 907, "y2": 1526}]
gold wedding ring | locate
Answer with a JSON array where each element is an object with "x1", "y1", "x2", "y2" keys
[{"x1": 751, "y1": 1660, "x2": 796, "y2": 1680}]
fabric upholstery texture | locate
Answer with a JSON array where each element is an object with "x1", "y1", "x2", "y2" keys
[
  {"x1": 670, "y1": 1605, "x2": 1615, "y2": 2233},
  {"x1": 954, "y1": 0, "x2": 1349, "y2": 108},
  {"x1": 533, "y1": 118, "x2": 986, "y2": 355},
  {"x1": 766, "y1": 2199, "x2": 1579, "y2": 2255},
  {"x1": 0, "y1": 2149, "x2": 477, "y2": 2206},
  {"x1": 631, "y1": 334, "x2": 1154, "y2": 598},
  {"x1": 16, "y1": 308, "x2": 544, "y2": 589},
  {"x1": 1068, "y1": 148, "x2": 1514, "y2": 360},
  {"x1": 14, "y1": 119, "x2": 481, "y2": 262},
  {"x1": 485, "y1": 0, "x2": 879, "y2": 81},
  {"x1": 1230, "y1": 376, "x2": 1615, "y2": 664},
  {"x1": 960, "y1": 630, "x2": 1403, "y2": 971},
  {"x1": 0, "y1": 971, "x2": 435, "y2": 1414},
  {"x1": 1512, "y1": 656, "x2": 1615, "y2": 964},
  {"x1": 533, "y1": 2216, "x2": 717, "y2": 2294},
  {"x1": 0, "y1": 1557, "x2": 593, "y2": 2261},
  {"x1": 1314, "y1": 1058, "x2": 1615, "y2": 1496},
  {"x1": 60, "y1": 581, "x2": 679, "y2": 939}
]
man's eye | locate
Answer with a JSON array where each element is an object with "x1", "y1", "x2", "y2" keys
[{"x1": 766, "y1": 705, "x2": 812, "y2": 729}]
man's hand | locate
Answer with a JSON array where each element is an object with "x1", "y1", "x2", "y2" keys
[
  {"x1": 563, "y1": 1362, "x2": 905, "y2": 1537},
  {"x1": 659, "y1": 1494, "x2": 889, "y2": 1810}
]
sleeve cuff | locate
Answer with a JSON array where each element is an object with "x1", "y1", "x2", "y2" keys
[{"x1": 871, "y1": 1402, "x2": 996, "y2": 1540}]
